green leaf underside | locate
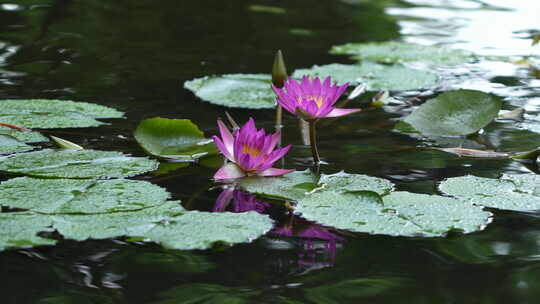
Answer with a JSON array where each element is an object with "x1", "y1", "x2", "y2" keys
[
  {"x1": 295, "y1": 191, "x2": 491, "y2": 237},
  {"x1": 330, "y1": 41, "x2": 474, "y2": 65},
  {"x1": 292, "y1": 62, "x2": 439, "y2": 91},
  {"x1": 402, "y1": 89, "x2": 502, "y2": 136},
  {"x1": 0, "y1": 177, "x2": 171, "y2": 214},
  {"x1": 134, "y1": 118, "x2": 218, "y2": 160},
  {"x1": 0, "y1": 149, "x2": 159, "y2": 178},
  {"x1": 439, "y1": 174, "x2": 540, "y2": 211},
  {"x1": 0, "y1": 135, "x2": 33, "y2": 154},
  {"x1": 239, "y1": 170, "x2": 317, "y2": 201},
  {"x1": 0, "y1": 99, "x2": 124, "y2": 128},
  {"x1": 0, "y1": 212, "x2": 56, "y2": 249},
  {"x1": 0, "y1": 127, "x2": 48, "y2": 143},
  {"x1": 184, "y1": 74, "x2": 276, "y2": 109}
]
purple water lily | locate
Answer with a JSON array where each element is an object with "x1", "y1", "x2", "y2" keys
[
  {"x1": 272, "y1": 76, "x2": 360, "y2": 121},
  {"x1": 212, "y1": 118, "x2": 294, "y2": 180},
  {"x1": 213, "y1": 188, "x2": 270, "y2": 213}
]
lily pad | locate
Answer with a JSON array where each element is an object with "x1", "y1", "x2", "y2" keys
[
  {"x1": 184, "y1": 74, "x2": 276, "y2": 109},
  {"x1": 0, "y1": 212, "x2": 56, "y2": 249},
  {"x1": 134, "y1": 118, "x2": 218, "y2": 160},
  {"x1": 317, "y1": 171, "x2": 394, "y2": 196},
  {"x1": 0, "y1": 99, "x2": 124, "y2": 128},
  {"x1": 52, "y1": 201, "x2": 274, "y2": 250},
  {"x1": 330, "y1": 41, "x2": 474, "y2": 65},
  {"x1": 0, "y1": 135, "x2": 33, "y2": 154},
  {"x1": 239, "y1": 170, "x2": 317, "y2": 201},
  {"x1": 295, "y1": 191, "x2": 491, "y2": 237},
  {"x1": 292, "y1": 62, "x2": 439, "y2": 91},
  {"x1": 0, "y1": 127, "x2": 48, "y2": 143},
  {"x1": 401, "y1": 90, "x2": 502, "y2": 136},
  {"x1": 0, "y1": 177, "x2": 171, "y2": 214},
  {"x1": 0, "y1": 149, "x2": 158, "y2": 179},
  {"x1": 439, "y1": 174, "x2": 540, "y2": 211}
]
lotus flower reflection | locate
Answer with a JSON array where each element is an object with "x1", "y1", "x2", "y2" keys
[
  {"x1": 272, "y1": 76, "x2": 360, "y2": 121},
  {"x1": 212, "y1": 118, "x2": 294, "y2": 180}
]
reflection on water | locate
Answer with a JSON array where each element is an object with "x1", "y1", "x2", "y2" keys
[{"x1": 2, "y1": 0, "x2": 540, "y2": 303}]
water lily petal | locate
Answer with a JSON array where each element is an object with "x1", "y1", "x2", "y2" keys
[
  {"x1": 212, "y1": 136, "x2": 233, "y2": 161},
  {"x1": 325, "y1": 108, "x2": 361, "y2": 118},
  {"x1": 258, "y1": 167, "x2": 295, "y2": 177},
  {"x1": 217, "y1": 120, "x2": 234, "y2": 156},
  {"x1": 214, "y1": 163, "x2": 246, "y2": 180}
]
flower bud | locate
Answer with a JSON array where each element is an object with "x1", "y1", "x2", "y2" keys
[{"x1": 272, "y1": 50, "x2": 288, "y2": 88}]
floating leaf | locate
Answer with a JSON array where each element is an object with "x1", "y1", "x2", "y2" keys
[
  {"x1": 330, "y1": 41, "x2": 474, "y2": 65},
  {"x1": 317, "y1": 171, "x2": 394, "y2": 195},
  {"x1": 0, "y1": 99, "x2": 124, "y2": 128},
  {"x1": 0, "y1": 212, "x2": 56, "y2": 249},
  {"x1": 134, "y1": 118, "x2": 218, "y2": 160},
  {"x1": 439, "y1": 174, "x2": 540, "y2": 211},
  {"x1": 295, "y1": 191, "x2": 491, "y2": 237},
  {"x1": 52, "y1": 201, "x2": 273, "y2": 250},
  {"x1": 0, "y1": 177, "x2": 170, "y2": 214},
  {"x1": 0, "y1": 127, "x2": 48, "y2": 143},
  {"x1": 0, "y1": 134, "x2": 33, "y2": 154},
  {"x1": 184, "y1": 74, "x2": 276, "y2": 109},
  {"x1": 239, "y1": 170, "x2": 317, "y2": 201},
  {"x1": 0, "y1": 149, "x2": 158, "y2": 178},
  {"x1": 401, "y1": 90, "x2": 502, "y2": 136},
  {"x1": 292, "y1": 62, "x2": 439, "y2": 91},
  {"x1": 432, "y1": 147, "x2": 510, "y2": 158},
  {"x1": 142, "y1": 210, "x2": 274, "y2": 250}
]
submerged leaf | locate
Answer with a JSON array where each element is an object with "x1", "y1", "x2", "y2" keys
[
  {"x1": 330, "y1": 41, "x2": 474, "y2": 65},
  {"x1": 0, "y1": 177, "x2": 171, "y2": 214},
  {"x1": 134, "y1": 118, "x2": 217, "y2": 160},
  {"x1": 439, "y1": 174, "x2": 540, "y2": 211},
  {"x1": 0, "y1": 149, "x2": 158, "y2": 178},
  {"x1": 0, "y1": 99, "x2": 124, "y2": 128},
  {"x1": 292, "y1": 62, "x2": 439, "y2": 91},
  {"x1": 401, "y1": 90, "x2": 502, "y2": 136},
  {"x1": 295, "y1": 191, "x2": 491, "y2": 237},
  {"x1": 184, "y1": 74, "x2": 276, "y2": 109}
]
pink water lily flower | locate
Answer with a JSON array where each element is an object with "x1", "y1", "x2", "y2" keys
[
  {"x1": 272, "y1": 76, "x2": 361, "y2": 121},
  {"x1": 212, "y1": 118, "x2": 294, "y2": 180}
]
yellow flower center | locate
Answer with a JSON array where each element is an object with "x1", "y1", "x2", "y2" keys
[
  {"x1": 242, "y1": 145, "x2": 261, "y2": 158},
  {"x1": 296, "y1": 95, "x2": 325, "y2": 108}
]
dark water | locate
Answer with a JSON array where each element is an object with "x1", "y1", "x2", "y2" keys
[{"x1": 2, "y1": 0, "x2": 540, "y2": 303}]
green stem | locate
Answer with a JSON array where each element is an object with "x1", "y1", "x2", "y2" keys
[{"x1": 309, "y1": 120, "x2": 320, "y2": 164}]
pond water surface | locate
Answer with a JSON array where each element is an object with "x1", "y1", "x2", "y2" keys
[{"x1": 2, "y1": 0, "x2": 540, "y2": 303}]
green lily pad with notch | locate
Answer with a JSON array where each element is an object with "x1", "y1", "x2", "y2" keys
[
  {"x1": 439, "y1": 174, "x2": 540, "y2": 211},
  {"x1": 134, "y1": 118, "x2": 218, "y2": 160},
  {"x1": 184, "y1": 74, "x2": 276, "y2": 109},
  {"x1": 239, "y1": 169, "x2": 317, "y2": 201},
  {"x1": 52, "y1": 201, "x2": 274, "y2": 250},
  {"x1": 0, "y1": 127, "x2": 48, "y2": 143},
  {"x1": 400, "y1": 90, "x2": 502, "y2": 136},
  {"x1": 0, "y1": 134, "x2": 34, "y2": 154},
  {"x1": 292, "y1": 62, "x2": 439, "y2": 91},
  {"x1": 0, "y1": 212, "x2": 56, "y2": 250},
  {"x1": 0, "y1": 149, "x2": 159, "y2": 179},
  {"x1": 0, "y1": 99, "x2": 124, "y2": 128},
  {"x1": 0, "y1": 177, "x2": 170, "y2": 214},
  {"x1": 330, "y1": 41, "x2": 474, "y2": 66},
  {"x1": 295, "y1": 191, "x2": 491, "y2": 237}
]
